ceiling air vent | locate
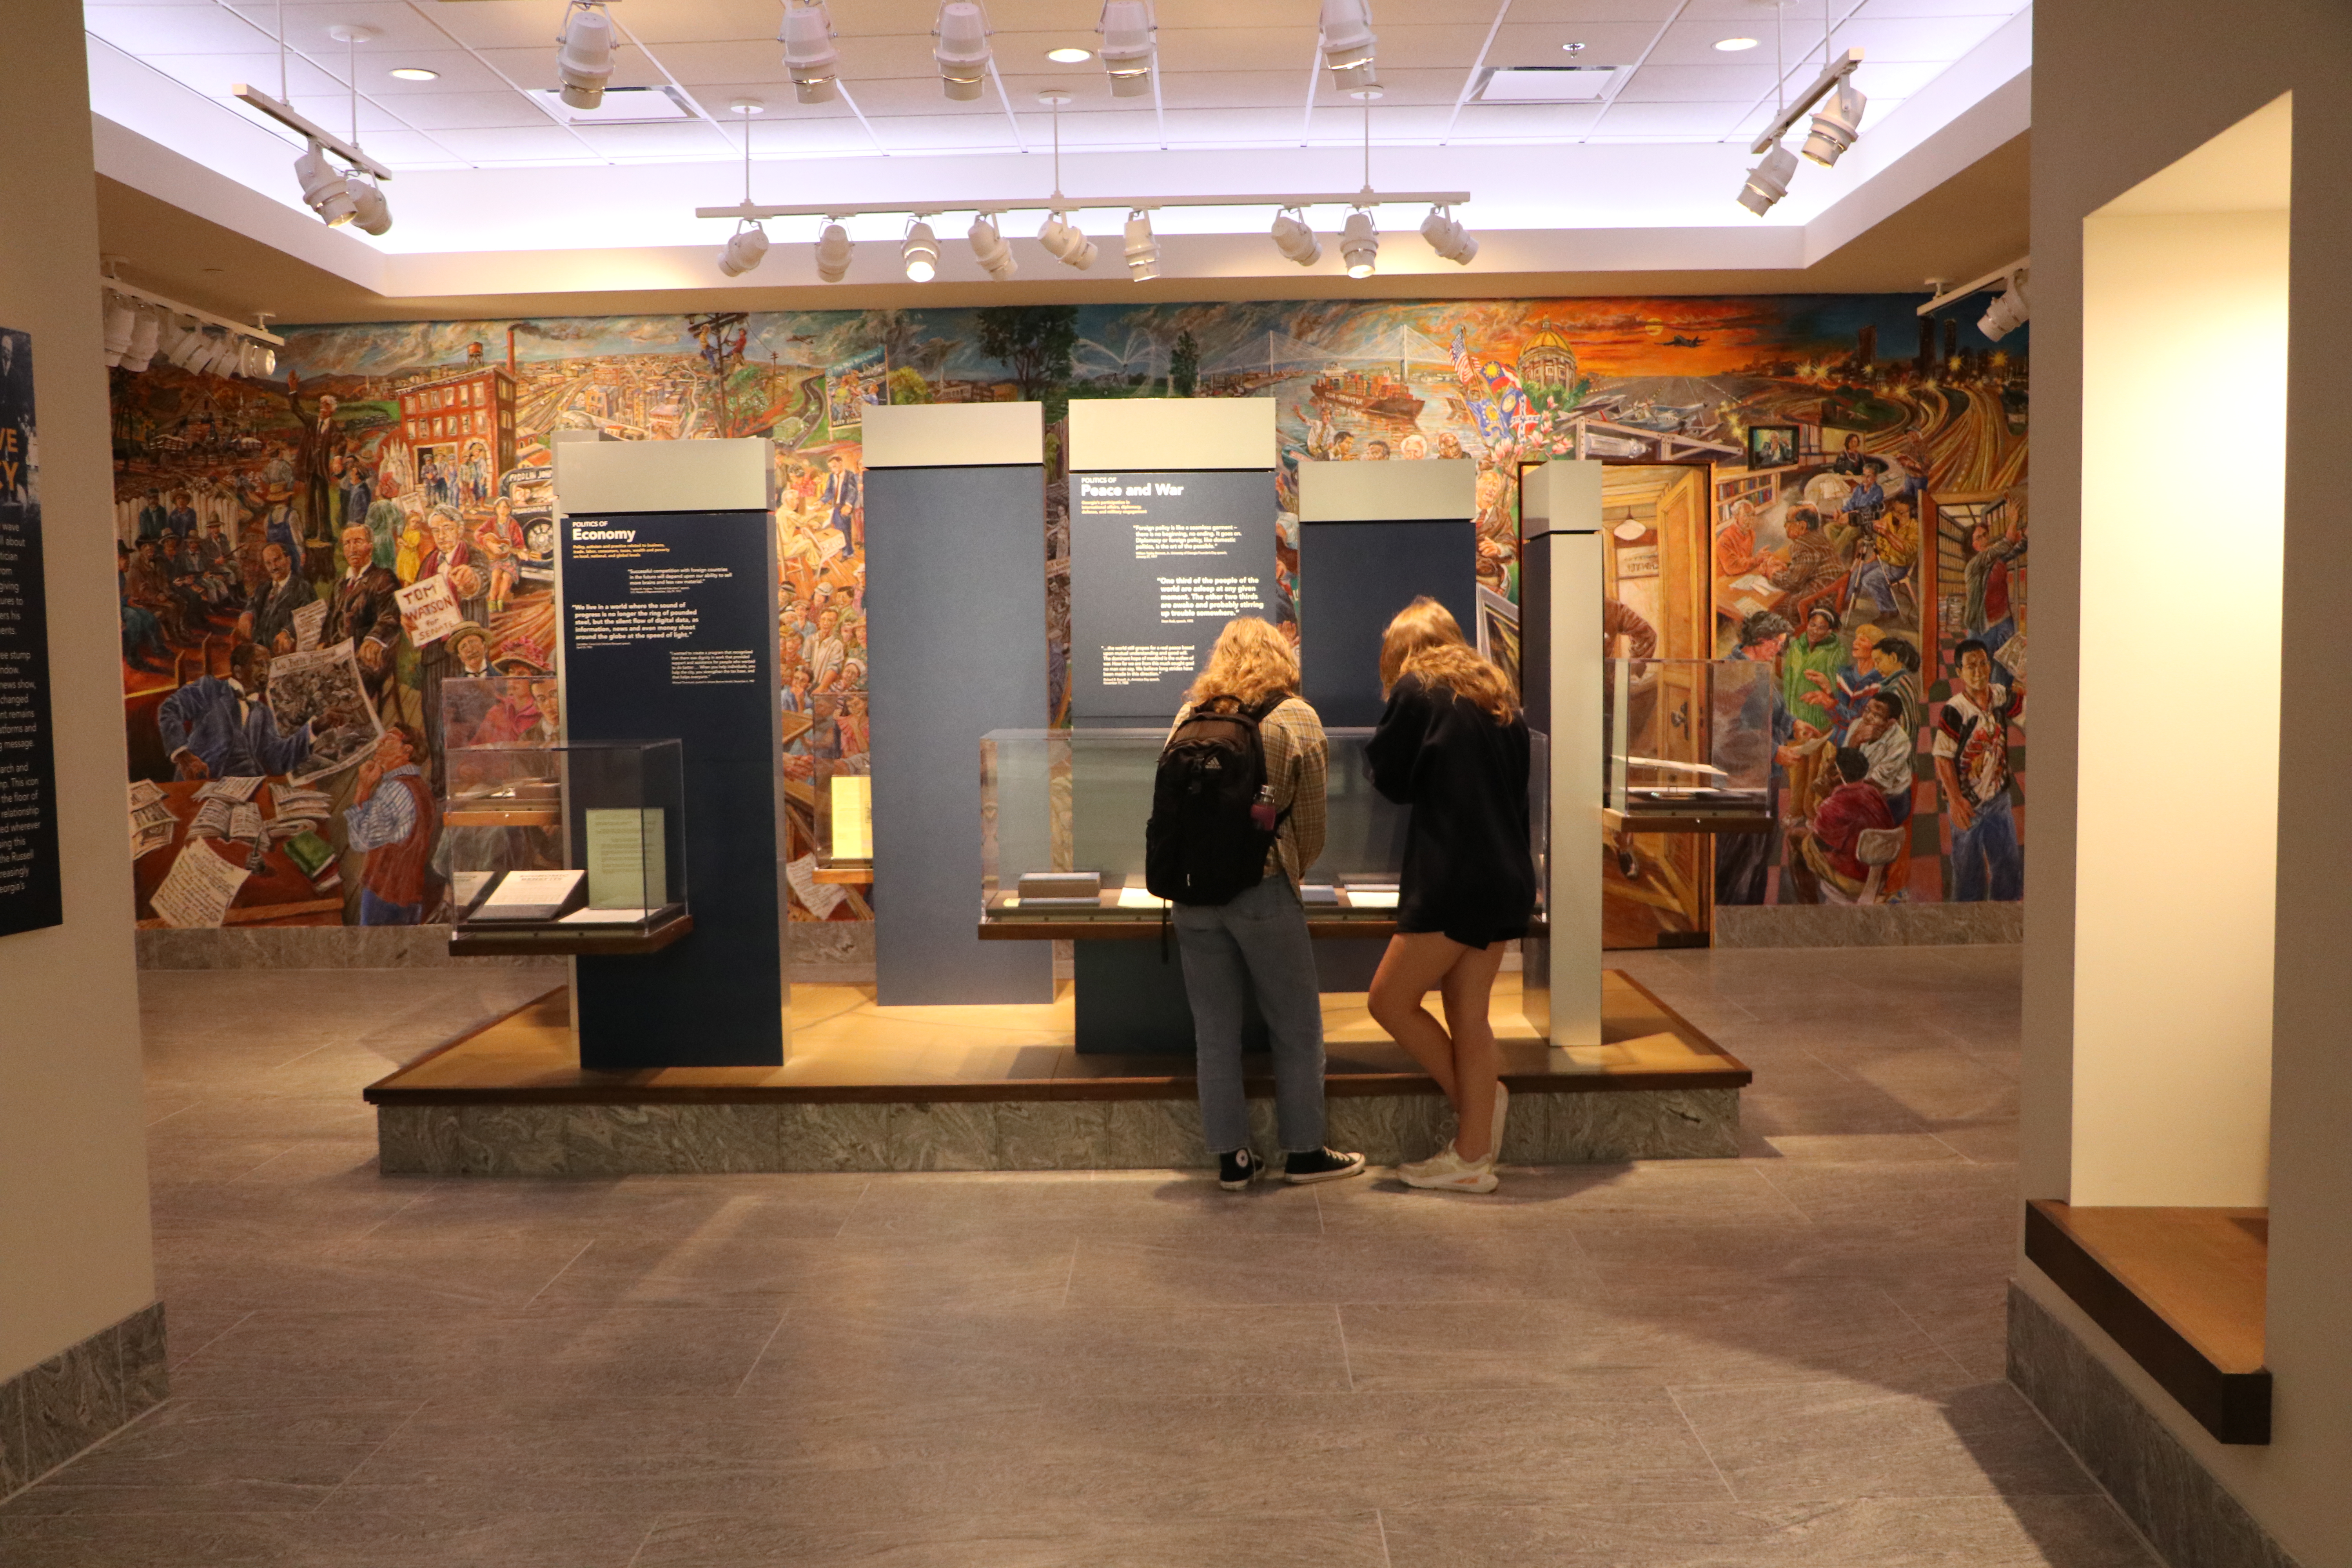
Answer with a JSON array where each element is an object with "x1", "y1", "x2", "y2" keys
[
  {"x1": 532, "y1": 84, "x2": 695, "y2": 124},
  {"x1": 1472, "y1": 66, "x2": 1619, "y2": 103}
]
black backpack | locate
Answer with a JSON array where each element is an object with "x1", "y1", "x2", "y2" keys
[{"x1": 1144, "y1": 695, "x2": 1285, "y2": 907}]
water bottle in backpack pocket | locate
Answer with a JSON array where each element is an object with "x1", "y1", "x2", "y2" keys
[{"x1": 1143, "y1": 696, "x2": 1287, "y2": 906}]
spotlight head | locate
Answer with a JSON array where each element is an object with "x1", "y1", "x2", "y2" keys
[
  {"x1": 968, "y1": 215, "x2": 1018, "y2": 281},
  {"x1": 1340, "y1": 210, "x2": 1378, "y2": 279},
  {"x1": 1269, "y1": 209, "x2": 1321, "y2": 267},
  {"x1": 1098, "y1": 0, "x2": 1154, "y2": 98},
  {"x1": 1420, "y1": 207, "x2": 1476, "y2": 265},
  {"x1": 163, "y1": 317, "x2": 205, "y2": 371},
  {"x1": 720, "y1": 223, "x2": 771, "y2": 277},
  {"x1": 1038, "y1": 212, "x2": 1098, "y2": 270},
  {"x1": 185, "y1": 330, "x2": 227, "y2": 377},
  {"x1": 1737, "y1": 141, "x2": 1798, "y2": 216},
  {"x1": 239, "y1": 339, "x2": 277, "y2": 379},
  {"x1": 294, "y1": 139, "x2": 357, "y2": 226},
  {"x1": 815, "y1": 222, "x2": 855, "y2": 282},
  {"x1": 780, "y1": 2, "x2": 841, "y2": 103},
  {"x1": 345, "y1": 175, "x2": 393, "y2": 236},
  {"x1": 1979, "y1": 275, "x2": 2029, "y2": 342},
  {"x1": 102, "y1": 294, "x2": 136, "y2": 367},
  {"x1": 902, "y1": 220, "x2": 941, "y2": 283},
  {"x1": 1123, "y1": 211, "x2": 1160, "y2": 281},
  {"x1": 556, "y1": 1, "x2": 615, "y2": 109},
  {"x1": 1802, "y1": 76, "x2": 1866, "y2": 167},
  {"x1": 122, "y1": 306, "x2": 163, "y2": 373},
  {"x1": 934, "y1": 0, "x2": 991, "y2": 101},
  {"x1": 1319, "y1": 0, "x2": 1376, "y2": 75}
]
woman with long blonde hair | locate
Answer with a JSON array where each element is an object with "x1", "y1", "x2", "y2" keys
[
  {"x1": 1156, "y1": 617, "x2": 1364, "y2": 1191},
  {"x1": 1364, "y1": 597, "x2": 1537, "y2": 1194}
]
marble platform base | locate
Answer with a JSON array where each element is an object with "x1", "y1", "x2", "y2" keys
[
  {"x1": 0, "y1": 1303, "x2": 167, "y2": 1503},
  {"x1": 2007, "y1": 1284, "x2": 2301, "y2": 1568},
  {"x1": 379, "y1": 1086, "x2": 1739, "y2": 1176},
  {"x1": 1713, "y1": 901, "x2": 2022, "y2": 948}
]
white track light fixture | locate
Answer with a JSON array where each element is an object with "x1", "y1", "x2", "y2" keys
[
  {"x1": 1319, "y1": 0, "x2": 1378, "y2": 93},
  {"x1": 1979, "y1": 272, "x2": 2029, "y2": 341},
  {"x1": 122, "y1": 307, "x2": 163, "y2": 372},
  {"x1": 1802, "y1": 76, "x2": 1866, "y2": 166},
  {"x1": 557, "y1": 1, "x2": 615, "y2": 109},
  {"x1": 1123, "y1": 211, "x2": 1160, "y2": 281},
  {"x1": 163, "y1": 318, "x2": 205, "y2": 371},
  {"x1": 295, "y1": 139, "x2": 358, "y2": 227},
  {"x1": 720, "y1": 222, "x2": 771, "y2": 276},
  {"x1": 780, "y1": 1, "x2": 841, "y2": 103},
  {"x1": 814, "y1": 222, "x2": 855, "y2": 282},
  {"x1": 934, "y1": 1, "x2": 991, "y2": 101},
  {"x1": 1420, "y1": 207, "x2": 1476, "y2": 265},
  {"x1": 1340, "y1": 210, "x2": 1379, "y2": 278},
  {"x1": 1038, "y1": 212, "x2": 1098, "y2": 270},
  {"x1": 239, "y1": 338, "x2": 278, "y2": 378},
  {"x1": 344, "y1": 174, "x2": 393, "y2": 236},
  {"x1": 902, "y1": 220, "x2": 941, "y2": 282},
  {"x1": 102, "y1": 294, "x2": 136, "y2": 367},
  {"x1": 969, "y1": 215, "x2": 1018, "y2": 280},
  {"x1": 1737, "y1": 142, "x2": 1798, "y2": 216},
  {"x1": 1270, "y1": 209, "x2": 1321, "y2": 266},
  {"x1": 1098, "y1": 0, "x2": 1154, "y2": 99}
]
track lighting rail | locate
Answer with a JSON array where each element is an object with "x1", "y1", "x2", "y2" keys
[
  {"x1": 1746, "y1": 46, "x2": 1863, "y2": 157},
  {"x1": 1917, "y1": 254, "x2": 2031, "y2": 316},
  {"x1": 232, "y1": 85, "x2": 396, "y2": 182},
  {"x1": 694, "y1": 190, "x2": 1469, "y2": 221},
  {"x1": 96, "y1": 276, "x2": 286, "y2": 347}
]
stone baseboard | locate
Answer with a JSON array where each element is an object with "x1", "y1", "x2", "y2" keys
[
  {"x1": 0, "y1": 1303, "x2": 167, "y2": 1503},
  {"x1": 379, "y1": 1086, "x2": 1738, "y2": 1176},
  {"x1": 1713, "y1": 901, "x2": 2022, "y2": 948},
  {"x1": 2007, "y1": 1283, "x2": 2301, "y2": 1568}
]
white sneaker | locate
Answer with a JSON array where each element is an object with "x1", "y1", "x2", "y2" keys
[{"x1": 1399, "y1": 1143, "x2": 1499, "y2": 1194}]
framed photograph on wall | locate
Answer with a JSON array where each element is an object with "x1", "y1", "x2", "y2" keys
[{"x1": 1746, "y1": 424, "x2": 1798, "y2": 470}]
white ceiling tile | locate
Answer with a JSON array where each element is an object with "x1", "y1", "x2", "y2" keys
[
  {"x1": 617, "y1": 0, "x2": 777, "y2": 45},
  {"x1": 425, "y1": 123, "x2": 603, "y2": 160},
  {"x1": 1851, "y1": 0, "x2": 2022, "y2": 18},
  {"x1": 633, "y1": 37, "x2": 790, "y2": 83},
  {"x1": 220, "y1": 0, "x2": 472, "y2": 54},
  {"x1": 363, "y1": 88, "x2": 555, "y2": 129},
  {"x1": 350, "y1": 50, "x2": 512, "y2": 92},
  {"x1": 403, "y1": 0, "x2": 571, "y2": 51},
  {"x1": 1586, "y1": 98, "x2": 1749, "y2": 137},
  {"x1": 87, "y1": 6, "x2": 276, "y2": 53},
  {"x1": 136, "y1": 50, "x2": 351, "y2": 99},
  {"x1": 568, "y1": 119, "x2": 741, "y2": 156},
  {"x1": 1439, "y1": 100, "x2": 1605, "y2": 138},
  {"x1": 1613, "y1": 63, "x2": 1780, "y2": 102},
  {"x1": 348, "y1": 127, "x2": 472, "y2": 167},
  {"x1": 1484, "y1": 21, "x2": 1686, "y2": 68}
]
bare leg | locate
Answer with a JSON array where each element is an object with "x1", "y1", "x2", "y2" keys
[
  {"x1": 1437, "y1": 942, "x2": 1507, "y2": 1160},
  {"x1": 1367, "y1": 931, "x2": 1472, "y2": 1110}
]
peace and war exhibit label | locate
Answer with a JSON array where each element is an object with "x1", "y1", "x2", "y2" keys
[{"x1": 1070, "y1": 470, "x2": 1274, "y2": 720}]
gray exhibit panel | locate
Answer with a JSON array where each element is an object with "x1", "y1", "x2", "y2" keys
[
  {"x1": 1297, "y1": 519, "x2": 1480, "y2": 726},
  {"x1": 867, "y1": 464, "x2": 1053, "y2": 1005}
]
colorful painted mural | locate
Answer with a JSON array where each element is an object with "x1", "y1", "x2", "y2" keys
[{"x1": 105, "y1": 296, "x2": 2024, "y2": 931}]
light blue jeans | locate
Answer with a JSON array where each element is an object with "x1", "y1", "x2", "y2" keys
[{"x1": 1172, "y1": 876, "x2": 1327, "y2": 1154}]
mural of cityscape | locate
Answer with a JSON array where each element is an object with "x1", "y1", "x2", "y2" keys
[{"x1": 106, "y1": 296, "x2": 2026, "y2": 936}]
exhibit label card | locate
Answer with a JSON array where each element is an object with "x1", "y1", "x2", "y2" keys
[
  {"x1": 584, "y1": 806, "x2": 666, "y2": 909},
  {"x1": 0, "y1": 325, "x2": 62, "y2": 937},
  {"x1": 1069, "y1": 470, "x2": 1276, "y2": 721}
]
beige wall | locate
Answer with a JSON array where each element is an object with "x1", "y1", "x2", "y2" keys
[
  {"x1": 2073, "y1": 202, "x2": 2285, "y2": 1208},
  {"x1": 2026, "y1": 3, "x2": 2352, "y2": 1561},
  {"x1": 0, "y1": 0, "x2": 156, "y2": 1381}
]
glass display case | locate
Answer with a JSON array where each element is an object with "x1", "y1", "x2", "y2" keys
[
  {"x1": 979, "y1": 726, "x2": 1549, "y2": 925},
  {"x1": 1601, "y1": 657, "x2": 1774, "y2": 824},
  {"x1": 440, "y1": 679, "x2": 687, "y2": 938}
]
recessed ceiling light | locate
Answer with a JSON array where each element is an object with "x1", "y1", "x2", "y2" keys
[
  {"x1": 1713, "y1": 36, "x2": 1760, "y2": 52},
  {"x1": 1047, "y1": 46, "x2": 1092, "y2": 63},
  {"x1": 389, "y1": 66, "x2": 439, "y2": 80},
  {"x1": 1560, "y1": 41, "x2": 1585, "y2": 53}
]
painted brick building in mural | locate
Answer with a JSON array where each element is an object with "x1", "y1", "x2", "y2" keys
[{"x1": 104, "y1": 296, "x2": 2026, "y2": 935}]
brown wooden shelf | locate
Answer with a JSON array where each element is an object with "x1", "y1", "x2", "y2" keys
[
  {"x1": 2024, "y1": 1200, "x2": 2271, "y2": 1444},
  {"x1": 978, "y1": 906, "x2": 1551, "y2": 942},
  {"x1": 442, "y1": 809, "x2": 561, "y2": 827},
  {"x1": 1605, "y1": 807, "x2": 1774, "y2": 836},
  {"x1": 448, "y1": 911, "x2": 694, "y2": 958}
]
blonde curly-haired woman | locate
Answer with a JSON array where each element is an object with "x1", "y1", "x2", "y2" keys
[{"x1": 1365, "y1": 598, "x2": 1537, "y2": 1194}]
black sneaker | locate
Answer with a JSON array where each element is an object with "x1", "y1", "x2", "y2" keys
[
  {"x1": 1283, "y1": 1147, "x2": 1367, "y2": 1185},
  {"x1": 1217, "y1": 1149, "x2": 1259, "y2": 1190}
]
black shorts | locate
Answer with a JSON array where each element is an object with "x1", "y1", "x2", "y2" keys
[{"x1": 1397, "y1": 916, "x2": 1527, "y2": 950}]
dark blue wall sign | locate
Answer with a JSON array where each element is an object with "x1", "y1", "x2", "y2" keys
[
  {"x1": 0, "y1": 326, "x2": 60, "y2": 940},
  {"x1": 1298, "y1": 519, "x2": 1479, "y2": 727},
  {"x1": 1071, "y1": 470, "x2": 1276, "y2": 722},
  {"x1": 559, "y1": 508, "x2": 783, "y2": 1067}
]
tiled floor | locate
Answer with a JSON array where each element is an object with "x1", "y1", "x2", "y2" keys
[{"x1": 1, "y1": 947, "x2": 2160, "y2": 1567}]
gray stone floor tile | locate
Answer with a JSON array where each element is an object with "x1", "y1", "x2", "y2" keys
[{"x1": 632, "y1": 1508, "x2": 1391, "y2": 1566}]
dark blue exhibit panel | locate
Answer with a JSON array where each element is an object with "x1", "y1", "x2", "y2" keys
[
  {"x1": 1298, "y1": 519, "x2": 1479, "y2": 726},
  {"x1": 559, "y1": 510, "x2": 784, "y2": 1069},
  {"x1": 867, "y1": 465, "x2": 1053, "y2": 1005}
]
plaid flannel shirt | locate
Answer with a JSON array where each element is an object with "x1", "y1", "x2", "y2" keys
[{"x1": 1168, "y1": 695, "x2": 1328, "y2": 890}]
